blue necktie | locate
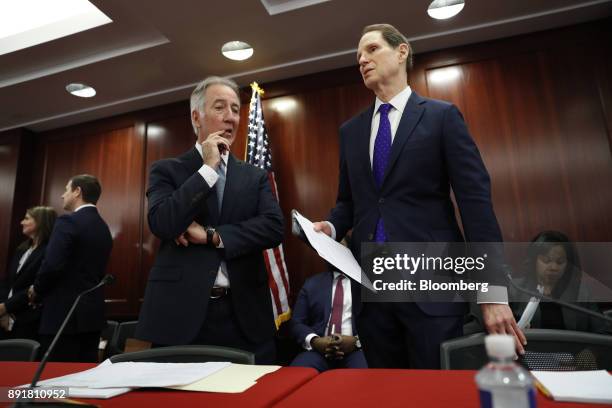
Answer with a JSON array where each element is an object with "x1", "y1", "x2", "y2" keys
[
  {"x1": 373, "y1": 103, "x2": 392, "y2": 242},
  {"x1": 216, "y1": 159, "x2": 226, "y2": 210}
]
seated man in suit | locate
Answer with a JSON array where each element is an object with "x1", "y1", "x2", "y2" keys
[
  {"x1": 290, "y1": 265, "x2": 367, "y2": 371},
  {"x1": 29, "y1": 174, "x2": 113, "y2": 362},
  {"x1": 136, "y1": 76, "x2": 284, "y2": 364}
]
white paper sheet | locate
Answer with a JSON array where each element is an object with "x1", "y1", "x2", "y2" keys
[
  {"x1": 293, "y1": 210, "x2": 376, "y2": 292},
  {"x1": 36, "y1": 360, "x2": 230, "y2": 389},
  {"x1": 532, "y1": 370, "x2": 612, "y2": 404}
]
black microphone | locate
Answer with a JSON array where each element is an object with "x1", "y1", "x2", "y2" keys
[
  {"x1": 29, "y1": 274, "x2": 115, "y2": 388},
  {"x1": 503, "y1": 266, "x2": 612, "y2": 324}
]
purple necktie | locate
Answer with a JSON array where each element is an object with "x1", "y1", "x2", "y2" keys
[
  {"x1": 328, "y1": 275, "x2": 344, "y2": 335},
  {"x1": 373, "y1": 103, "x2": 392, "y2": 242}
]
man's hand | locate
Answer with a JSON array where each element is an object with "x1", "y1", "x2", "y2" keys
[
  {"x1": 481, "y1": 303, "x2": 526, "y2": 355},
  {"x1": 0, "y1": 314, "x2": 9, "y2": 331},
  {"x1": 311, "y1": 336, "x2": 340, "y2": 359},
  {"x1": 200, "y1": 131, "x2": 230, "y2": 169},
  {"x1": 0, "y1": 303, "x2": 6, "y2": 316},
  {"x1": 185, "y1": 222, "x2": 207, "y2": 245},
  {"x1": 312, "y1": 221, "x2": 332, "y2": 237},
  {"x1": 175, "y1": 222, "x2": 208, "y2": 246},
  {"x1": 27, "y1": 285, "x2": 37, "y2": 305},
  {"x1": 330, "y1": 334, "x2": 357, "y2": 356}
]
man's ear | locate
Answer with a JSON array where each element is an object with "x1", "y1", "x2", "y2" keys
[
  {"x1": 191, "y1": 110, "x2": 201, "y2": 129},
  {"x1": 397, "y1": 43, "x2": 409, "y2": 64},
  {"x1": 74, "y1": 186, "x2": 83, "y2": 198}
]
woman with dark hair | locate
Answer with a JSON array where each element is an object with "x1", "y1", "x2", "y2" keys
[
  {"x1": 511, "y1": 230, "x2": 609, "y2": 334},
  {"x1": 0, "y1": 206, "x2": 57, "y2": 340}
]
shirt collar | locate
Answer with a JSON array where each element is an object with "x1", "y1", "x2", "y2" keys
[
  {"x1": 74, "y1": 204, "x2": 96, "y2": 212},
  {"x1": 373, "y1": 85, "x2": 412, "y2": 116},
  {"x1": 195, "y1": 142, "x2": 228, "y2": 165}
]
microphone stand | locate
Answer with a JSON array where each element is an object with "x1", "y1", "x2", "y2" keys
[
  {"x1": 505, "y1": 272, "x2": 612, "y2": 324},
  {"x1": 12, "y1": 275, "x2": 115, "y2": 407}
]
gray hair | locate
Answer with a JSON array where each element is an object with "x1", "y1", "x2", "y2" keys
[{"x1": 190, "y1": 76, "x2": 240, "y2": 135}]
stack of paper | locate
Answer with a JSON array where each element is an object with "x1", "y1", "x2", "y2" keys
[
  {"x1": 532, "y1": 370, "x2": 612, "y2": 404},
  {"x1": 33, "y1": 360, "x2": 230, "y2": 399},
  {"x1": 31, "y1": 361, "x2": 281, "y2": 399}
]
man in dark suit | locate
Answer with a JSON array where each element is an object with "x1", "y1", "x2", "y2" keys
[
  {"x1": 313, "y1": 24, "x2": 525, "y2": 368},
  {"x1": 136, "y1": 76, "x2": 284, "y2": 364},
  {"x1": 30, "y1": 174, "x2": 113, "y2": 362},
  {"x1": 290, "y1": 269, "x2": 367, "y2": 371}
]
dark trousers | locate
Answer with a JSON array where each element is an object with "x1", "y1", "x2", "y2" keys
[
  {"x1": 190, "y1": 295, "x2": 276, "y2": 365},
  {"x1": 39, "y1": 331, "x2": 100, "y2": 362},
  {"x1": 358, "y1": 302, "x2": 463, "y2": 369},
  {"x1": 290, "y1": 349, "x2": 368, "y2": 372}
]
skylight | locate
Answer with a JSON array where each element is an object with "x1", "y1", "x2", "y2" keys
[{"x1": 0, "y1": 0, "x2": 112, "y2": 56}]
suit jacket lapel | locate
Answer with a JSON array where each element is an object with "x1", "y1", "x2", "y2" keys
[
  {"x1": 219, "y1": 154, "x2": 243, "y2": 224},
  {"x1": 357, "y1": 105, "x2": 378, "y2": 191},
  {"x1": 382, "y1": 92, "x2": 425, "y2": 184}
]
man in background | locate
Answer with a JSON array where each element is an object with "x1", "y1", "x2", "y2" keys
[{"x1": 30, "y1": 174, "x2": 112, "y2": 362}]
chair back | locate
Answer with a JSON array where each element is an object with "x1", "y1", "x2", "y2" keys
[
  {"x1": 440, "y1": 329, "x2": 612, "y2": 370},
  {"x1": 109, "y1": 345, "x2": 255, "y2": 364},
  {"x1": 0, "y1": 339, "x2": 40, "y2": 362}
]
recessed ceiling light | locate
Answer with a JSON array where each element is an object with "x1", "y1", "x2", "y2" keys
[
  {"x1": 221, "y1": 41, "x2": 253, "y2": 61},
  {"x1": 66, "y1": 83, "x2": 96, "y2": 98},
  {"x1": 0, "y1": 0, "x2": 112, "y2": 56},
  {"x1": 427, "y1": 0, "x2": 465, "y2": 20}
]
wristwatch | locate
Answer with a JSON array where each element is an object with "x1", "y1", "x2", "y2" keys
[
  {"x1": 354, "y1": 335, "x2": 362, "y2": 349},
  {"x1": 206, "y1": 227, "x2": 216, "y2": 246}
]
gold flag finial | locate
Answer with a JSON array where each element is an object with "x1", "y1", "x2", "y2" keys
[{"x1": 250, "y1": 81, "x2": 265, "y2": 96}]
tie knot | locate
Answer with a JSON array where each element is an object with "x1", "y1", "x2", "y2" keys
[{"x1": 378, "y1": 103, "x2": 392, "y2": 116}]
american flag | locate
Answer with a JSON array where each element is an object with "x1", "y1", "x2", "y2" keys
[{"x1": 246, "y1": 82, "x2": 291, "y2": 328}]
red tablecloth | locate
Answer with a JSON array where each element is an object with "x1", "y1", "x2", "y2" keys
[
  {"x1": 272, "y1": 369, "x2": 612, "y2": 408},
  {"x1": 0, "y1": 362, "x2": 317, "y2": 407}
]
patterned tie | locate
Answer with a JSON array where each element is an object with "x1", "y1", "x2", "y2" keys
[
  {"x1": 328, "y1": 275, "x2": 345, "y2": 335},
  {"x1": 373, "y1": 103, "x2": 392, "y2": 242},
  {"x1": 216, "y1": 158, "x2": 226, "y2": 209}
]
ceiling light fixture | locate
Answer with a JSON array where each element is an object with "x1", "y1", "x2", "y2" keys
[
  {"x1": 66, "y1": 83, "x2": 96, "y2": 98},
  {"x1": 427, "y1": 0, "x2": 465, "y2": 20},
  {"x1": 0, "y1": 0, "x2": 112, "y2": 56},
  {"x1": 221, "y1": 41, "x2": 254, "y2": 61}
]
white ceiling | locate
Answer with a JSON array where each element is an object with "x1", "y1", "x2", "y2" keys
[{"x1": 1, "y1": 0, "x2": 611, "y2": 132}]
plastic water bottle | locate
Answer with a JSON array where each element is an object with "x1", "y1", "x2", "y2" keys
[{"x1": 475, "y1": 334, "x2": 537, "y2": 408}]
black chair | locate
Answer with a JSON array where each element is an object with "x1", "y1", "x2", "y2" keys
[
  {"x1": 109, "y1": 345, "x2": 255, "y2": 364},
  {"x1": 108, "y1": 320, "x2": 138, "y2": 355},
  {"x1": 0, "y1": 339, "x2": 40, "y2": 362},
  {"x1": 440, "y1": 329, "x2": 612, "y2": 370},
  {"x1": 99, "y1": 320, "x2": 119, "y2": 360}
]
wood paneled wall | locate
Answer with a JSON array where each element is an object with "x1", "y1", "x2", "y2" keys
[{"x1": 1, "y1": 19, "x2": 610, "y2": 317}]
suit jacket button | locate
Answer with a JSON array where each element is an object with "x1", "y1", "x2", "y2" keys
[
  {"x1": 368, "y1": 233, "x2": 374, "y2": 240},
  {"x1": 379, "y1": 198, "x2": 385, "y2": 204}
]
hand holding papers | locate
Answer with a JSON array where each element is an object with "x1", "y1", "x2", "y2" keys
[{"x1": 292, "y1": 210, "x2": 376, "y2": 293}]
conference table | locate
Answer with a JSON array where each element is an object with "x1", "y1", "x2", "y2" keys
[
  {"x1": 0, "y1": 362, "x2": 316, "y2": 407},
  {"x1": 2, "y1": 363, "x2": 611, "y2": 407},
  {"x1": 272, "y1": 369, "x2": 612, "y2": 408}
]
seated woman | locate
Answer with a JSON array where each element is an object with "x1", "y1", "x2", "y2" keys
[
  {"x1": 0, "y1": 206, "x2": 56, "y2": 340},
  {"x1": 511, "y1": 230, "x2": 609, "y2": 334}
]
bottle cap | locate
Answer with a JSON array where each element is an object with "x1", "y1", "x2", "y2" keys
[{"x1": 484, "y1": 334, "x2": 515, "y2": 359}]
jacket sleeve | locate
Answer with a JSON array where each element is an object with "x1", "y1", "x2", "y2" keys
[
  {"x1": 216, "y1": 170, "x2": 284, "y2": 260},
  {"x1": 328, "y1": 127, "x2": 354, "y2": 240},
  {"x1": 290, "y1": 283, "x2": 316, "y2": 345},
  {"x1": 33, "y1": 216, "x2": 75, "y2": 297},
  {"x1": 147, "y1": 159, "x2": 213, "y2": 240}
]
